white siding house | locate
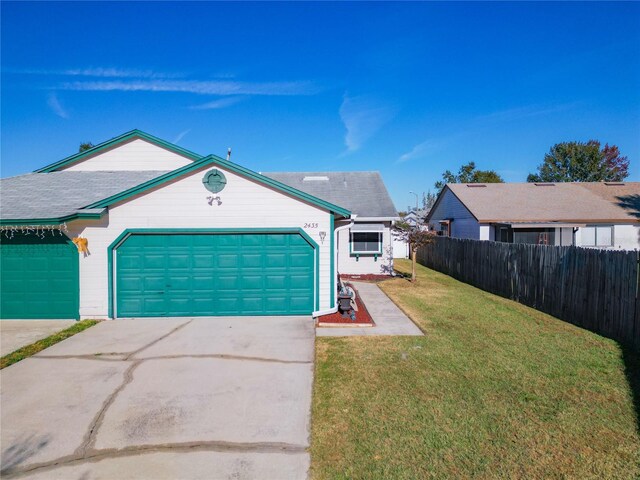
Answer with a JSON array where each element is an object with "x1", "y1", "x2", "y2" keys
[
  {"x1": 426, "y1": 182, "x2": 640, "y2": 250},
  {"x1": 0, "y1": 130, "x2": 397, "y2": 321}
]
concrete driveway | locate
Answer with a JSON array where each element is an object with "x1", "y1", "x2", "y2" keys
[
  {"x1": 0, "y1": 317, "x2": 314, "y2": 480},
  {"x1": 1, "y1": 320, "x2": 77, "y2": 356}
]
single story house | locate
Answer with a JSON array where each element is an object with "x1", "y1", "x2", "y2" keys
[
  {"x1": 426, "y1": 182, "x2": 640, "y2": 249},
  {"x1": 0, "y1": 130, "x2": 398, "y2": 320}
]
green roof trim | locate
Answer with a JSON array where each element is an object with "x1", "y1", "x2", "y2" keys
[
  {"x1": 0, "y1": 210, "x2": 106, "y2": 226},
  {"x1": 83, "y1": 154, "x2": 352, "y2": 217},
  {"x1": 34, "y1": 129, "x2": 203, "y2": 173}
]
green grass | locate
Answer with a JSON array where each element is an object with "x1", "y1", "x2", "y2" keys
[
  {"x1": 311, "y1": 259, "x2": 640, "y2": 479},
  {"x1": 0, "y1": 320, "x2": 99, "y2": 369}
]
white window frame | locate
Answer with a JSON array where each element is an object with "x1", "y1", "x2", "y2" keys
[
  {"x1": 350, "y1": 231, "x2": 383, "y2": 255},
  {"x1": 581, "y1": 225, "x2": 614, "y2": 247}
]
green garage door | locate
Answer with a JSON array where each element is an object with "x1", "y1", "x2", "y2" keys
[
  {"x1": 0, "y1": 232, "x2": 79, "y2": 319},
  {"x1": 115, "y1": 233, "x2": 315, "y2": 317}
]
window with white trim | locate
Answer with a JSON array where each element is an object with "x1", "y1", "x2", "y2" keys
[
  {"x1": 351, "y1": 232, "x2": 382, "y2": 254},
  {"x1": 581, "y1": 226, "x2": 614, "y2": 247}
]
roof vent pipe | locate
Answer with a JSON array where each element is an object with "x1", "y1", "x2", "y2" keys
[{"x1": 227, "y1": 148, "x2": 232, "y2": 161}]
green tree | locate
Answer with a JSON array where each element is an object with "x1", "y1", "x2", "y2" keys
[
  {"x1": 79, "y1": 142, "x2": 94, "y2": 152},
  {"x1": 435, "y1": 161, "x2": 504, "y2": 192},
  {"x1": 422, "y1": 190, "x2": 437, "y2": 210},
  {"x1": 527, "y1": 141, "x2": 629, "y2": 182}
]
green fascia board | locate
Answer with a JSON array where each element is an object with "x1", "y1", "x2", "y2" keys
[
  {"x1": 0, "y1": 210, "x2": 105, "y2": 226},
  {"x1": 35, "y1": 129, "x2": 203, "y2": 173},
  {"x1": 84, "y1": 156, "x2": 215, "y2": 209},
  {"x1": 329, "y1": 214, "x2": 335, "y2": 308},
  {"x1": 107, "y1": 228, "x2": 321, "y2": 318},
  {"x1": 84, "y1": 154, "x2": 352, "y2": 217}
]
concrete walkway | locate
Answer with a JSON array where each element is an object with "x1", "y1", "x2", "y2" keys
[
  {"x1": 1, "y1": 316, "x2": 314, "y2": 479},
  {"x1": 317, "y1": 281, "x2": 423, "y2": 337},
  {"x1": 1, "y1": 320, "x2": 77, "y2": 356}
]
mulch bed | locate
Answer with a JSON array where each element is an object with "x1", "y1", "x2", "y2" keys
[
  {"x1": 340, "y1": 274, "x2": 392, "y2": 282},
  {"x1": 316, "y1": 284, "x2": 375, "y2": 326}
]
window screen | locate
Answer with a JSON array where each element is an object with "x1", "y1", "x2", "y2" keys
[
  {"x1": 581, "y1": 227, "x2": 596, "y2": 246},
  {"x1": 596, "y1": 226, "x2": 612, "y2": 246},
  {"x1": 582, "y1": 226, "x2": 613, "y2": 246},
  {"x1": 352, "y1": 232, "x2": 382, "y2": 253}
]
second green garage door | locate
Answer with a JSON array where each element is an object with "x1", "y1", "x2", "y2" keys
[{"x1": 115, "y1": 233, "x2": 315, "y2": 317}]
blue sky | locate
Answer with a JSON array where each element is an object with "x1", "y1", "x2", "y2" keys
[{"x1": 2, "y1": 2, "x2": 639, "y2": 211}]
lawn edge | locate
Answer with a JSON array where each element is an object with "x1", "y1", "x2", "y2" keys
[{"x1": 0, "y1": 320, "x2": 100, "y2": 369}]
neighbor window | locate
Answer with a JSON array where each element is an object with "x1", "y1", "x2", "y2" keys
[
  {"x1": 512, "y1": 228, "x2": 555, "y2": 245},
  {"x1": 351, "y1": 232, "x2": 382, "y2": 254},
  {"x1": 581, "y1": 226, "x2": 613, "y2": 247}
]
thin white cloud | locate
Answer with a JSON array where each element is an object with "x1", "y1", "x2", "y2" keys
[
  {"x1": 478, "y1": 102, "x2": 580, "y2": 123},
  {"x1": 397, "y1": 102, "x2": 580, "y2": 163},
  {"x1": 339, "y1": 94, "x2": 395, "y2": 153},
  {"x1": 6, "y1": 67, "x2": 183, "y2": 79},
  {"x1": 190, "y1": 96, "x2": 245, "y2": 110},
  {"x1": 60, "y1": 79, "x2": 319, "y2": 96},
  {"x1": 47, "y1": 92, "x2": 68, "y2": 119},
  {"x1": 397, "y1": 139, "x2": 442, "y2": 164},
  {"x1": 172, "y1": 129, "x2": 191, "y2": 144}
]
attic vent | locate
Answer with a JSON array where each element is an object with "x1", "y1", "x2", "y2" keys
[
  {"x1": 466, "y1": 184, "x2": 486, "y2": 187},
  {"x1": 534, "y1": 183, "x2": 555, "y2": 186},
  {"x1": 303, "y1": 176, "x2": 329, "y2": 182},
  {"x1": 604, "y1": 182, "x2": 625, "y2": 186}
]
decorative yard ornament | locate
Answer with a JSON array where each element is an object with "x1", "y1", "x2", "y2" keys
[
  {"x1": 202, "y1": 169, "x2": 227, "y2": 193},
  {"x1": 72, "y1": 237, "x2": 89, "y2": 255}
]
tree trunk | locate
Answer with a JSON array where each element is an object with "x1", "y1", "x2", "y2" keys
[{"x1": 411, "y1": 249, "x2": 417, "y2": 282}]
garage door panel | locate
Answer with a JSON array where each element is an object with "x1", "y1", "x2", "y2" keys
[
  {"x1": 241, "y1": 254, "x2": 262, "y2": 268},
  {"x1": 168, "y1": 255, "x2": 191, "y2": 269},
  {"x1": 120, "y1": 277, "x2": 144, "y2": 292},
  {"x1": 116, "y1": 233, "x2": 314, "y2": 317},
  {"x1": 216, "y1": 275, "x2": 240, "y2": 290},
  {"x1": 218, "y1": 254, "x2": 239, "y2": 268},
  {"x1": 193, "y1": 254, "x2": 215, "y2": 268},
  {"x1": 241, "y1": 276, "x2": 263, "y2": 290},
  {"x1": 144, "y1": 255, "x2": 166, "y2": 269},
  {"x1": 265, "y1": 254, "x2": 286, "y2": 268},
  {"x1": 241, "y1": 235, "x2": 262, "y2": 247}
]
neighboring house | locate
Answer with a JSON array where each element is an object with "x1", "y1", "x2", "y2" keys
[
  {"x1": 403, "y1": 207, "x2": 430, "y2": 228},
  {"x1": 426, "y1": 182, "x2": 640, "y2": 250},
  {"x1": 0, "y1": 130, "x2": 398, "y2": 321},
  {"x1": 392, "y1": 207, "x2": 430, "y2": 259}
]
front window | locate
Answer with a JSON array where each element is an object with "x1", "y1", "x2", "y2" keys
[
  {"x1": 439, "y1": 220, "x2": 451, "y2": 237},
  {"x1": 512, "y1": 228, "x2": 556, "y2": 245},
  {"x1": 351, "y1": 232, "x2": 382, "y2": 254},
  {"x1": 581, "y1": 226, "x2": 613, "y2": 247}
]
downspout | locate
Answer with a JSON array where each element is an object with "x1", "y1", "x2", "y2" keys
[{"x1": 312, "y1": 214, "x2": 356, "y2": 317}]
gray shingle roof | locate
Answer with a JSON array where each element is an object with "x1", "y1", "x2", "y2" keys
[
  {"x1": 0, "y1": 171, "x2": 168, "y2": 221},
  {"x1": 263, "y1": 171, "x2": 398, "y2": 218},
  {"x1": 440, "y1": 182, "x2": 640, "y2": 223}
]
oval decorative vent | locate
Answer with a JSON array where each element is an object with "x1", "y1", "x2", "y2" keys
[{"x1": 202, "y1": 169, "x2": 227, "y2": 193}]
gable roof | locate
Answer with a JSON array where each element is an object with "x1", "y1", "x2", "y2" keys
[
  {"x1": 263, "y1": 171, "x2": 398, "y2": 219},
  {"x1": 83, "y1": 156, "x2": 352, "y2": 216},
  {"x1": 427, "y1": 182, "x2": 640, "y2": 224},
  {"x1": 2, "y1": 155, "x2": 352, "y2": 224},
  {"x1": 34, "y1": 129, "x2": 203, "y2": 173},
  {"x1": 0, "y1": 170, "x2": 168, "y2": 224}
]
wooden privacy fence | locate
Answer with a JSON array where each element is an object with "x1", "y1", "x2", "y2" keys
[{"x1": 417, "y1": 237, "x2": 640, "y2": 350}]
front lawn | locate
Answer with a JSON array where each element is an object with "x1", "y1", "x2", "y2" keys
[
  {"x1": 311, "y1": 259, "x2": 640, "y2": 479},
  {"x1": 0, "y1": 320, "x2": 99, "y2": 369}
]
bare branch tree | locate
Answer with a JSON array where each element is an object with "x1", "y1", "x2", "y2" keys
[{"x1": 392, "y1": 221, "x2": 436, "y2": 282}]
